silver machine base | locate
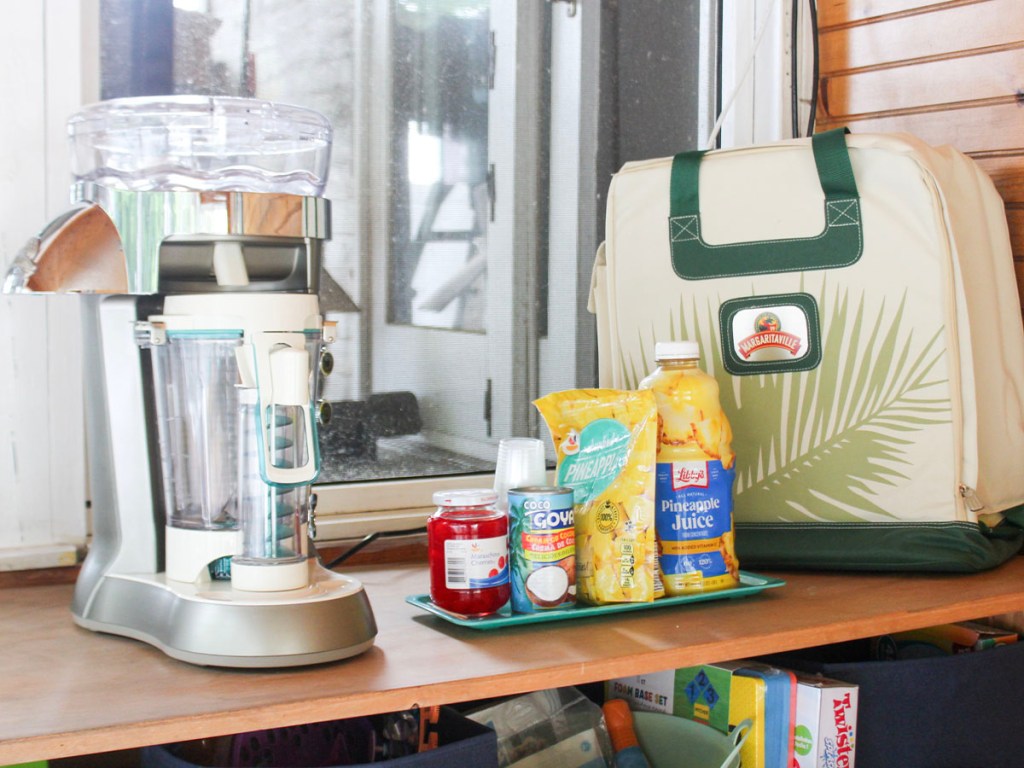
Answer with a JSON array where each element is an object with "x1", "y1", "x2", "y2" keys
[{"x1": 72, "y1": 562, "x2": 377, "y2": 668}]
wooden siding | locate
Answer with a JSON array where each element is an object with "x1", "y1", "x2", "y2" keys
[{"x1": 815, "y1": 0, "x2": 1024, "y2": 308}]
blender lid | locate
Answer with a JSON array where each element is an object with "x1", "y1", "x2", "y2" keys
[{"x1": 67, "y1": 96, "x2": 333, "y2": 196}]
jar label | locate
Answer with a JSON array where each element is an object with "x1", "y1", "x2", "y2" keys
[{"x1": 443, "y1": 536, "x2": 509, "y2": 590}]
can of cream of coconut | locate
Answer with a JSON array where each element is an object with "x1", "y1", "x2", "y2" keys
[{"x1": 508, "y1": 486, "x2": 576, "y2": 612}]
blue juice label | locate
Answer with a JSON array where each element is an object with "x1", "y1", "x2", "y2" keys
[{"x1": 655, "y1": 459, "x2": 737, "y2": 591}]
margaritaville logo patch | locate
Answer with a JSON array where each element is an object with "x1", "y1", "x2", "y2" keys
[{"x1": 737, "y1": 311, "x2": 803, "y2": 359}]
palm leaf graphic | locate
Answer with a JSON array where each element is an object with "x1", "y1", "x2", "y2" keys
[{"x1": 622, "y1": 280, "x2": 950, "y2": 523}]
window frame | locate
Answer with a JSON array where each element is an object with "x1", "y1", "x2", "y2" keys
[
  {"x1": 313, "y1": 0, "x2": 552, "y2": 541},
  {"x1": 311, "y1": 0, "x2": 802, "y2": 544}
]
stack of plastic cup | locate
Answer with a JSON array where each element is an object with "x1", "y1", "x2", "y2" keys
[{"x1": 493, "y1": 437, "x2": 547, "y2": 512}]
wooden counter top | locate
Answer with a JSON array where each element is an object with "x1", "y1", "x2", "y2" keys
[{"x1": 5, "y1": 559, "x2": 1024, "y2": 763}]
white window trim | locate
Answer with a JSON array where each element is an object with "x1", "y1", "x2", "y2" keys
[
  {"x1": 717, "y1": 0, "x2": 794, "y2": 148},
  {"x1": 313, "y1": 473, "x2": 495, "y2": 540},
  {"x1": 0, "y1": 0, "x2": 98, "y2": 569}
]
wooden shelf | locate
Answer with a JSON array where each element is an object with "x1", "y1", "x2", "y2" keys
[{"x1": 5, "y1": 558, "x2": 1024, "y2": 764}]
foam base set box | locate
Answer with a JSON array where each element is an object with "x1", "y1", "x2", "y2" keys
[
  {"x1": 139, "y1": 706, "x2": 498, "y2": 768},
  {"x1": 793, "y1": 675, "x2": 858, "y2": 768},
  {"x1": 607, "y1": 664, "x2": 769, "y2": 768},
  {"x1": 590, "y1": 128, "x2": 1024, "y2": 571}
]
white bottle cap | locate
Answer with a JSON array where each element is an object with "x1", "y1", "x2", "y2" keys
[{"x1": 654, "y1": 340, "x2": 700, "y2": 361}]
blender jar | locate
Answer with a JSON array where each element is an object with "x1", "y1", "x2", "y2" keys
[
  {"x1": 148, "y1": 330, "x2": 243, "y2": 533},
  {"x1": 141, "y1": 294, "x2": 325, "y2": 591},
  {"x1": 142, "y1": 324, "x2": 246, "y2": 584}
]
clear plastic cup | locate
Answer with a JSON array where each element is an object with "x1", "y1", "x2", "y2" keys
[
  {"x1": 493, "y1": 437, "x2": 547, "y2": 512},
  {"x1": 148, "y1": 332, "x2": 244, "y2": 532}
]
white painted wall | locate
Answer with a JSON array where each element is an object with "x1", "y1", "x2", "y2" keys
[{"x1": 0, "y1": 1, "x2": 97, "y2": 565}]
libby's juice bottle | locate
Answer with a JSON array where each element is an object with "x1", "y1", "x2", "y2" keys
[{"x1": 639, "y1": 340, "x2": 739, "y2": 594}]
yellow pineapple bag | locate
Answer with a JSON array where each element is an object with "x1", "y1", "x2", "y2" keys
[{"x1": 534, "y1": 389, "x2": 658, "y2": 605}]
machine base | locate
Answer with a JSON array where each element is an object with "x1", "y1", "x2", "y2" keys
[{"x1": 72, "y1": 561, "x2": 377, "y2": 668}]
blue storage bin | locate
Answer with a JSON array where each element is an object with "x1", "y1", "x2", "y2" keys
[
  {"x1": 765, "y1": 638, "x2": 1024, "y2": 768},
  {"x1": 141, "y1": 706, "x2": 497, "y2": 768}
]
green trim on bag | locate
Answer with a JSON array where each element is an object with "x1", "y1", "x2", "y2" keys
[
  {"x1": 734, "y1": 520, "x2": 1023, "y2": 573},
  {"x1": 669, "y1": 128, "x2": 864, "y2": 280}
]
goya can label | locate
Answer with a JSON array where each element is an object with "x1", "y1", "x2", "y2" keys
[{"x1": 508, "y1": 486, "x2": 576, "y2": 612}]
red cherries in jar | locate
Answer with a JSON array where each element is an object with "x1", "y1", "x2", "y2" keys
[{"x1": 428, "y1": 489, "x2": 510, "y2": 616}]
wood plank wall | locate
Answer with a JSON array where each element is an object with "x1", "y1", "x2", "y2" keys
[{"x1": 814, "y1": 0, "x2": 1024, "y2": 308}]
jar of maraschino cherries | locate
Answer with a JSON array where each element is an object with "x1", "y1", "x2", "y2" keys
[{"x1": 427, "y1": 489, "x2": 510, "y2": 616}]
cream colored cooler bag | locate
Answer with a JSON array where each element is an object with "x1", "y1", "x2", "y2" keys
[{"x1": 591, "y1": 128, "x2": 1024, "y2": 571}]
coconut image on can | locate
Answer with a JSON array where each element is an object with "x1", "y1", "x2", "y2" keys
[{"x1": 508, "y1": 486, "x2": 576, "y2": 612}]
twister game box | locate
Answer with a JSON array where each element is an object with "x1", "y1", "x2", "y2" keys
[{"x1": 793, "y1": 674, "x2": 857, "y2": 768}]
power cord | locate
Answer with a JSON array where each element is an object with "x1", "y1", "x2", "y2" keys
[
  {"x1": 791, "y1": 0, "x2": 820, "y2": 137},
  {"x1": 805, "y1": 0, "x2": 820, "y2": 137},
  {"x1": 791, "y1": 0, "x2": 800, "y2": 137},
  {"x1": 323, "y1": 526, "x2": 428, "y2": 570}
]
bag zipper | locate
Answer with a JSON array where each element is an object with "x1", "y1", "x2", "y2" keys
[{"x1": 959, "y1": 484, "x2": 985, "y2": 513}]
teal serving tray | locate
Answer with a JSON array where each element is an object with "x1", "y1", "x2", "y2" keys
[{"x1": 406, "y1": 571, "x2": 784, "y2": 630}]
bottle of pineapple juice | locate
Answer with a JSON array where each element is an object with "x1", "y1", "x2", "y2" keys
[{"x1": 639, "y1": 341, "x2": 739, "y2": 595}]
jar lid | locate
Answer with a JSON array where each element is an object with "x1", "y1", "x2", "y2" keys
[
  {"x1": 433, "y1": 488, "x2": 498, "y2": 507},
  {"x1": 655, "y1": 340, "x2": 700, "y2": 361}
]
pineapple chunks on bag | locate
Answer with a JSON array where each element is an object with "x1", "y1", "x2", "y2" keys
[{"x1": 534, "y1": 389, "x2": 658, "y2": 605}]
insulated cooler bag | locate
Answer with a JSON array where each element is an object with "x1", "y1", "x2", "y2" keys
[{"x1": 590, "y1": 128, "x2": 1024, "y2": 571}]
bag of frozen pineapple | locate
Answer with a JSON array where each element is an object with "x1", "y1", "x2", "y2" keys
[{"x1": 534, "y1": 389, "x2": 658, "y2": 605}]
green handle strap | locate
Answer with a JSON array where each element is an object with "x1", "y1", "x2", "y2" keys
[{"x1": 668, "y1": 127, "x2": 863, "y2": 280}]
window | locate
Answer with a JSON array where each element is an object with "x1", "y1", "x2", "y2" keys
[
  {"x1": 3, "y1": 1, "x2": 800, "y2": 555},
  {"x1": 96, "y1": 0, "x2": 611, "y2": 537}
]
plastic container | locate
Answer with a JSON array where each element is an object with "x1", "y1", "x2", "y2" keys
[
  {"x1": 638, "y1": 341, "x2": 739, "y2": 595},
  {"x1": 428, "y1": 489, "x2": 510, "y2": 616},
  {"x1": 492, "y1": 437, "x2": 547, "y2": 512},
  {"x1": 67, "y1": 96, "x2": 332, "y2": 195},
  {"x1": 468, "y1": 687, "x2": 614, "y2": 767},
  {"x1": 148, "y1": 331, "x2": 244, "y2": 534},
  {"x1": 603, "y1": 699, "x2": 652, "y2": 767}
]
